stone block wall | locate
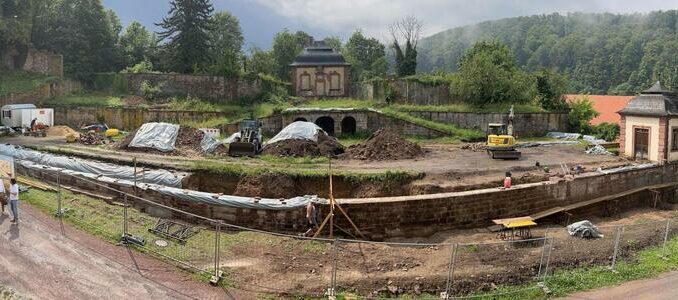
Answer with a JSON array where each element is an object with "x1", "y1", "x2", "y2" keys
[
  {"x1": 1, "y1": 80, "x2": 82, "y2": 107},
  {"x1": 18, "y1": 162, "x2": 677, "y2": 239},
  {"x1": 353, "y1": 79, "x2": 463, "y2": 105},
  {"x1": 405, "y1": 111, "x2": 569, "y2": 137},
  {"x1": 51, "y1": 106, "x2": 231, "y2": 130},
  {"x1": 125, "y1": 73, "x2": 264, "y2": 102},
  {"x1": 1, "y1": 47, "x2": 63, "y2": 78}
]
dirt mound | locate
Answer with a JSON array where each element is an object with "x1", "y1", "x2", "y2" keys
[
  {"x1": 79, "y1": 131, "x2": 106, "y2": 145},
  {"x1": 260, "y1": 132, "x2": 344, "y2": 157},
  {"x1": 344, "y1": 128, "x2": 423, "y2": 160},
  {"x1": 233, "y1": 172, "x2": 299, "y2": 198},
  {"x1": 116, "y1": 126, "x2": 226, "y2": 156},
  {"x1": 47, "y1": 126, "x2": 79, "y2": 137}
]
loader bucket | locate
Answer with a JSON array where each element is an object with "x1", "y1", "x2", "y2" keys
[{"x1": 228, "y1": 142, "x2": 257, "y2": 157}]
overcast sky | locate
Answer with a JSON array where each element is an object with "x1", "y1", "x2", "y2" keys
[{"x1": 103, "y1": 0, "x2": 678, "y2": 49}]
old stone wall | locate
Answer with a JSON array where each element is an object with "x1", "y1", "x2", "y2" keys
[
  {"x1": 124, "y1": 73, "x2": 264, "y2": 102},
  {"x1": 354, "y1": 80, "x2": 462, "y2": 105},
  {"x1": 0, "y1": 80, "x2": 82, "y2": 107},
  {"x1": 18, "y1": 163, "x2": 677, "y2": 239},
  {"x1": 406, "y1": 111, "x2": 569, "y2": 138},
  {"x1": 51, "y1": 106, "x2": 230, "y2": 130},
  {"x1": 1, "y1": 47, "x2": 63, "y2": 78}
]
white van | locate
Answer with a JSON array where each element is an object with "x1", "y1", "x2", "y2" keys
[{"x1": 1, "y1": 104, "x2": 54, "y2": 129}]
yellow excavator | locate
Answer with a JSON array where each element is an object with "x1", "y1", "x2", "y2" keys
[{"x1": 486, "y1": 105, "x2": 521, "y2": 159}]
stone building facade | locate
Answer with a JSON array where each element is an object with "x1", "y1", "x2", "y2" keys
[
  {"x1": 619, "y1": 82, "x2": 678, "y2": 162},
  {"x1": 290, "y1": 40, "x2": 350, "y2": 98}
]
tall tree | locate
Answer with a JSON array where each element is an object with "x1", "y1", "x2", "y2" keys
[
  {"x1": 31, "y1": 0, "x2": 119, "y2": 79},
  {"x1": 119, "y1": 21, "x2": 158, "y2": 69},
  {"x1": 208, "y1": 11, "x2": 243, "y2": 77},
  {"x1": 323, "y1": 36, "x2": 343, "y2": 51},
  {"x1": 271, "y1": 29, "x2": 312, "y2": 79},
  {"x1": 344, "y1": 30, "x2": 387, "y2": 81},
  {"x1": 455, "y1": 41, "x2": 533, "y2": 105},
  {"x1": 156, "y1": 0, "x2": 214, "y2": 73},
  {"x1": 389, "y1": 15, "x2": 422, "y2": 77},
  {"x1": 246, "y1": 47, "x2": 276, "y2": 76}
]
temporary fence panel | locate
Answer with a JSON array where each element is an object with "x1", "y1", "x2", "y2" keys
[
  {"x1": 218, "y1": 227, "x2": 332, "y2": 297},
  {"x1": 333, "y1": 240, "x2": 452, "y2": 298},
  {"x1": 545, "y1": 224, "x2": 619, "y2": 272},
  {"x1": 617, "y1": 220, "x2": 670, "y2": 263},
  {"x1": 449, "y1": 238, "x2": 548, "y2": 298}
]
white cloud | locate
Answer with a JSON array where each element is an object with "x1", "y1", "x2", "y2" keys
[{"x1": 253, "y1": 0, "x2": 678, "y2": 40}]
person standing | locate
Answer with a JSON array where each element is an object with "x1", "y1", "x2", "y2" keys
[
  {"x1": 503, "y1": 171, "x2": 512, "y2": 189},
  {"x1": 9, "y1": 178, "x2": 19, "y2": 223},
  {"x1": 0, "y1": 177, "x2": 6, "y2": 214}
]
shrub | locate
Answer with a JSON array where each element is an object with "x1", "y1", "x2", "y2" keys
[
  {"x1": 139, "y1": 80, "x2": 162, "y2": 100},
  {"x1": 568, "y1": 96, "x2": 599, "y2": 134},
  {"x1": 592, "y1": 122, "x2": 620, "y2": 141}
]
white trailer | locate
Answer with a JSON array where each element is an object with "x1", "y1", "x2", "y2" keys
[{"x1": 0, "y1": 104, "x2": 53, "y2": 129}]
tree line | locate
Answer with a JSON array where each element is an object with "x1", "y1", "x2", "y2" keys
[{"x1": 417, "y1": 11, "x2": 678, "y2": 94}]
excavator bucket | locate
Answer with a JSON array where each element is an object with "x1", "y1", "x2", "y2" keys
[{"x1": 227, "y1": 142, "x2": 257, "y2": 157}]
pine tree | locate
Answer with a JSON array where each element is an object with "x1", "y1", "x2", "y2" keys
[{"x1": 156, "y1": 0, "x2": 214, "y2": 73}]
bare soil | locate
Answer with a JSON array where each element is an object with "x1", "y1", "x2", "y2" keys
[
  {"x1": 0, "y1": 204, "x2": 229, "y2": 299},
  {"x1": 343, "y1": 128, "x2": 424, "y2": 160},
  {"x1": 223, "y1": 208, "x2": 678, "y2": 297},
  {"x1": 260, "y1": 132, "x2": 344, "y2": 157},
  {"x1": 116, "y1": 127, "x2": 227, "y2": 157}
]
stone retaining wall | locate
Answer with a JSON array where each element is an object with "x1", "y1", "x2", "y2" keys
[{"x1": 18, "y1": 163, "x2": 677, "y2": 240}]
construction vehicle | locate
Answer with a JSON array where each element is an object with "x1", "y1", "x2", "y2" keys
[
  {"x1": 227, "y1": 119, "x2": 263, "y2": 157},
  {"x1": 486, "y1": 105, "x2": 521, "y2": 159}
]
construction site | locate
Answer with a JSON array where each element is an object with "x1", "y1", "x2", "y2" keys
[{"x1": 1, "y1": 102, "x2": 677, "y2": 298}]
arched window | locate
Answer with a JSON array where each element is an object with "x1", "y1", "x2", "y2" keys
[{"x1": 341, "y1": 116, "x2": 356, "y2": 135}]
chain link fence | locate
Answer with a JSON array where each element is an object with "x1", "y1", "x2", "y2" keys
[{"x1": 19, "y1": 166, "x2": 678, "y2": 299}]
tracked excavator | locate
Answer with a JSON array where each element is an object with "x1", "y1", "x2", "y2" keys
[{"x1": 486, "y1": 105, "x2": 521, "y2": 160}]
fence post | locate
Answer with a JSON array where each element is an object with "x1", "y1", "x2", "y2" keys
[
  {"x1": 328, "y1": 239, "x2": 338, "y2": 299},
  {"x1": 537, "y1": 227, "x2": 550, "y2": 277},
  {"x1": 56, "y1": 170, "x2": 62, "y2": 217},
  {"x1": 122, "y1": 194, "x2": 128, "y2": 238},
  {"x1": 444, "y1": 243, "x2": 458, "y2": 299},
  {"x1": 610, "y1": 226, "x2": 623, "y2": 271},
  {"x1": 662, "y1": 219, "x2": 671, "y2": 260},
  {"x1": 214, "y1": 221, "x2": 221, "y2": 280}
]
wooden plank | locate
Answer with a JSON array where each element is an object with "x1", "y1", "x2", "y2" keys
[
  {"x1": 61, "y1": 185, "x2": 114, "y2": 202},
  {"x1": 530, "y1": 182, "x2": 678, "y2": 220}
]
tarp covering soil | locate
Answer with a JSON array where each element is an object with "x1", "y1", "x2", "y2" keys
[
  {"x1": 117, "y1": 123, "x2": 226, "y2": 156},
  {"x1": 344, "y1": 128, "x2": 423, "y2": 160},
  {"x1": 260, "y1": 121, "x2": 344, "y2": 157}
]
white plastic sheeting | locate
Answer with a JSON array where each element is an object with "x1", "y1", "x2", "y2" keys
[
  {"x1": 585, "y1": 144, "x2": 612, "y2": 155},
  {"x1": 129, "y1": 122, "x2": 180, "y2": 152},
  {"x1": 547, "y1": 132, "x2": 582, "y2": 140},
  {"x1": 200, "y1": 134, "x2": 222, "y2": 153},
  {"x1": 264, "y1": 121, "x2": 324, "y2": 146},
  {"x1": 517, "y1": 141, "x2": 579, "y2": 148},
  {"x1": 597, "y1": 163, "x2": 656, "y2": 175},
  {"x1": 19, "y1": 159, "x2": 323, "y2": 210},
  {"x1": 567, "y1": 220, "x2": 604, "y2": 238},
  {"x1": 223, "y1": 132, "x2": 240, "y2": 144},
  {"x1": 0, "y1": 144, "x2": 186, "y2": 187}
]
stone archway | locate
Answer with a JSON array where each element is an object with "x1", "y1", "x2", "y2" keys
[
  {"x1": 341, "y1": 116, "x2": 357, "y2": 135},
  {"x1": 315, "y1": 116, "x2": 335, "y2": 136},
  {"x1": 294, "y1": 117, "x2": 308, "y2": 122}
]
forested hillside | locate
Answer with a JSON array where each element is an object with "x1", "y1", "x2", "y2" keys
[{"x1": 417, "y1": 11, "x2": 678, "y2": 94}]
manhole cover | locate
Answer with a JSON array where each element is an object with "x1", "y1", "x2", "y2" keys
[{"x1": 155, "y1": 240, "x2": 169, "y2": 247}]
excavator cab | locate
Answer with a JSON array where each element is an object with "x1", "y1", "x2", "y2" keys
[{"x1": 486, "y1": 108, "x2": 521, "y2": 159}]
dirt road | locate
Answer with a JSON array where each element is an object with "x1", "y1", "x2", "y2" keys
[
  {"x1": 0, "y1": 204, "x2": 230, "y2": 299},
  {"x1": 562, "y1": 270, "x2": 678, "y2": 300}
]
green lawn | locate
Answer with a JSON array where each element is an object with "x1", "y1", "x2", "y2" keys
[
  {"x1": 0, "y1": 70, "x2": 59, "y2": 96},
  {"x1": 43, "y1": 92, "x2": 124, "y2": 107},
  {"x1": 391, "y1": 103, "x2": 547, "y2": 113}
]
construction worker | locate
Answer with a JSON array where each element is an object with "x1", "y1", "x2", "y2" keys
[
  {"x1": 8, "y1": 178, "x2": 19, "y2": 223},
  {"x1": 30, "y1": 118, "x2": 37, "y2": 132},
  {"x1": 503, "y1": 171, "x2": 512, "y2": 189},
  {"x1": 303, "y1": 200, "x2": 318, "y2": 237}
]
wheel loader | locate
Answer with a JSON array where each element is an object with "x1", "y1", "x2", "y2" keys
[
  {"x1": 486, "y1": 105, "x2": 521, "y2": 159},
  {"x1": 227, "y1": 119, "x2": 263, "y2": 157}
]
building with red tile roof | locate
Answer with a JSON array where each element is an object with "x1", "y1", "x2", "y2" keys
[{"x1": 565, "y1": 94, "x2": 634, "y2": 125}]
